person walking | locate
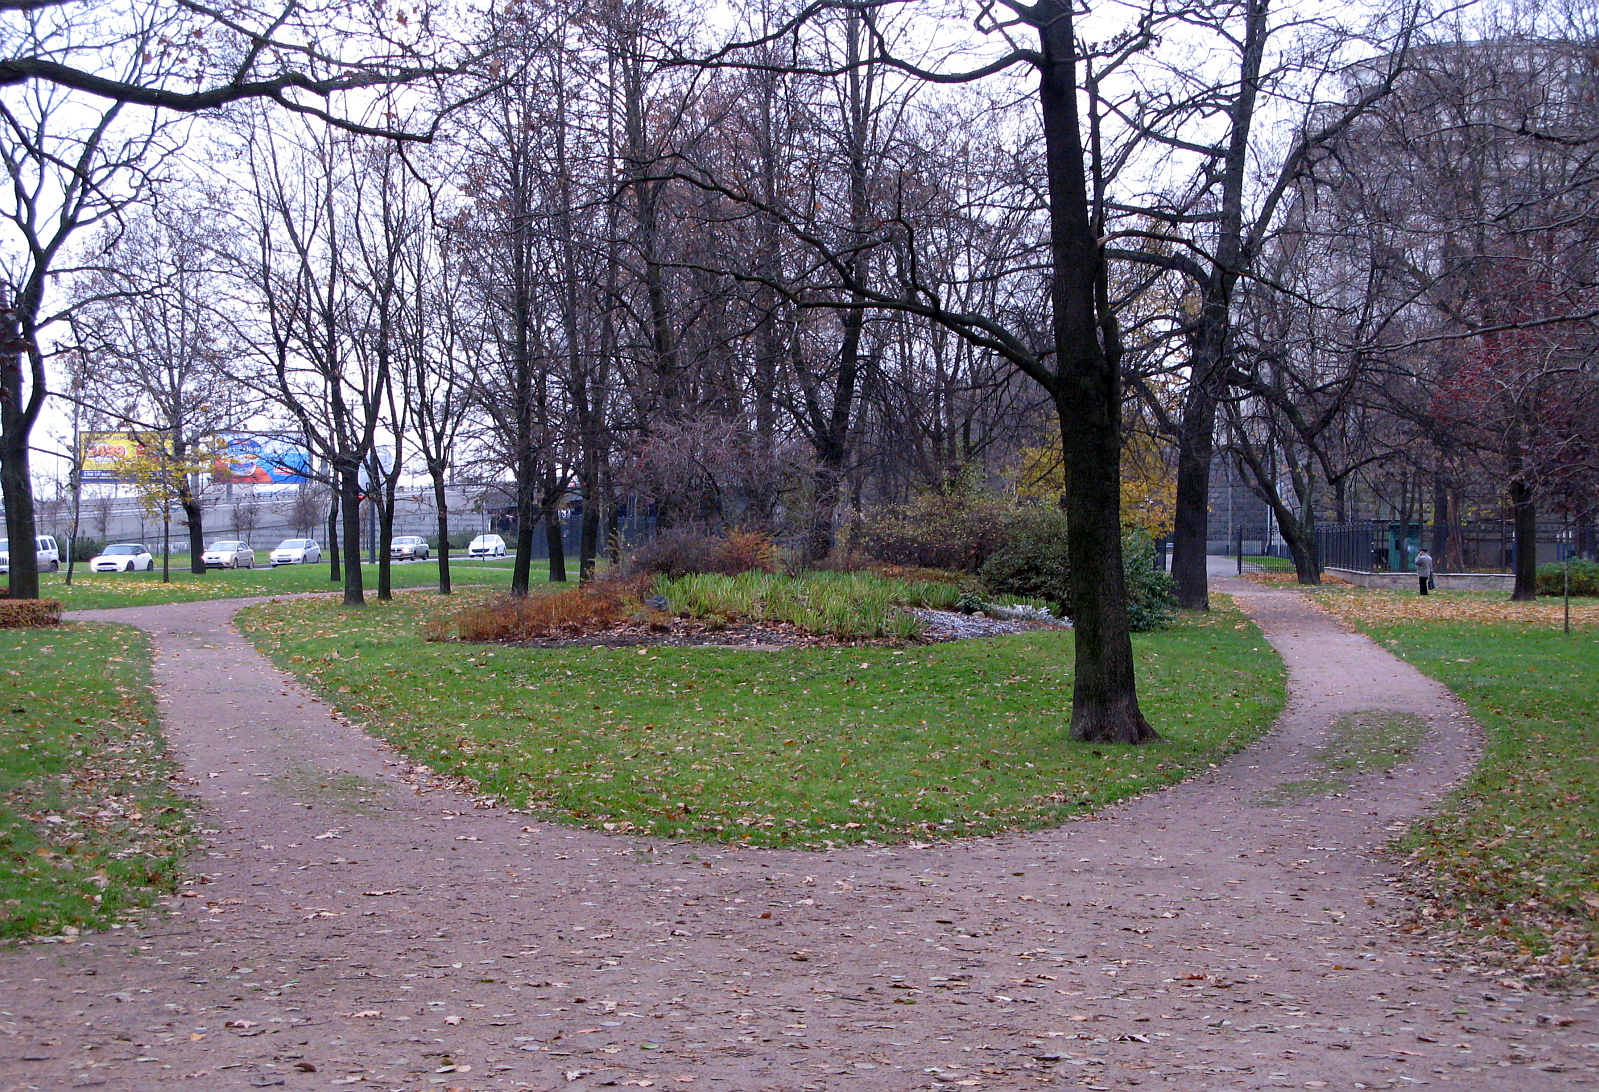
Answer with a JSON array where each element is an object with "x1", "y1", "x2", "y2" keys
[{"x1": 1416, "y1": 548, "x2": 1434, "y2": 596}]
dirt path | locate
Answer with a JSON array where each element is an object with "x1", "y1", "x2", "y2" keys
[{"x1": 3, "y1": 572, "x2": 1595, "y2": 1091}]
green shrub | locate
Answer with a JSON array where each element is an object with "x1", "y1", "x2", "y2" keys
[
  {"x1": 980, "y1": 510, "x2": 1175, "y2": 631},
  {"x1": 1123, "y1": 538, "x2": 1179, "y2": 631},
  {"x1": 978, "y1": 507, "x2": 1073, "y2": 611},
  {"x1": 1535, "y1": 558, "x2": 1599, "y2": 597},
  {"x1": 71, "y1": 538, "x2": 104, "y2": 563},
  {"x1": 853, "y1": 492, "x2": 1012, "y2": 571}
]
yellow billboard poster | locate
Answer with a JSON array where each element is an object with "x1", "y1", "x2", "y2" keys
[{"x1": 80, "y1": 432, "x2": 170, "y2": 483}]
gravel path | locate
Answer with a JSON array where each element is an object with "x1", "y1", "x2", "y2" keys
[{"x1": 2, "y1": 566, "x2": 1595, "y2": 1091}]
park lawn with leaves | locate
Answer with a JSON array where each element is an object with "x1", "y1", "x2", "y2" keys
[
  {"x1": 0, "y1": 623, "x2": 190, "y2": 941},
  {"x1": 239, "y1": 592, "x2": 1283, "y2": 847},
  {"x1": 34, "y1": 557, "x2": 528, "y2": 611},
  {"x1": 1314, "y1": 586, "x2": 1599, "y2": 979}
]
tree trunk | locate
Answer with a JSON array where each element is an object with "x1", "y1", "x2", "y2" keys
[
  {"x1": 376, "y1": 489, "x2": 395, "y2": 601},
  {"x1": 1509, "y1": 477, "x2": 1537, "y2": 601},
  {"x1": 327, "y1": 499, "x2": 341, "y2": 584},
  {"x1": 1170, "y1": 387, "x2": 1218, "y2": 610},
  {"x1": 545, "y1": 499, "x2": 567, "y2": 582},
  {"x1": 1038, "y1": 2, "x2": 1156, "y2": 744},
  {"x1": 179, "y1": 482, "x2": 207, "y2": 575},
  {"x1": 579, "y1": 468, "x2": 600, "y2": 584},
  {"x1": 431, "y1": 468, "x2": 452, "y2": 595},
  {"x1": 0, "y1": 427, "x2": 38, "y2": 600},
  {"x1": 0, "y1": 312, "x2": 40, "y2": 601},
  {"x1": 336, "y1": 462, "x2": 364, "y2": 606},
  {"x1": 511, "y1": 461, "x2": 537, "y2": 596}
]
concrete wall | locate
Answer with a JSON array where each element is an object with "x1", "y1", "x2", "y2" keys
[{"x1": 1326, "y1": 567, "x2": 1515, "y2": 592}]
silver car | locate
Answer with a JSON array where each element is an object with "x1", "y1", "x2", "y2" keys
[
  {"x1": 202, "y1": 541, "x2": 255, "y2": 569},
  {"x1": 270, "y1": 538, "x2": 321, "y2": 566},
  {"x1": 389, "y1": 535, "x2": 430, "y2": 560}
]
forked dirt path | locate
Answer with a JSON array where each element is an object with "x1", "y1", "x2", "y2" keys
[{"x1": 3, "y1": 569, "x2": 1596, "y2": 1092}]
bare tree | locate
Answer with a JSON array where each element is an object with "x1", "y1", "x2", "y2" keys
[
  {"x1": 1312, "y1": 23, "x2": 1599, "y2": 597},
  {"x1": 73, "y1": 198, "x2": 250, "y2": 572},
  {"x1": 229, "y1": 113, "x2": 391, "y2": 605},
  {"x1": 679, "y1": 0, "x2": 1169, "y2": 742},
  {"x1": 1, "y1": 0, "x2": 471, "y2": 138},
  {"x1": 0, "y1": 13, "x2": 176, "y2": 597},
  {"x1": 284, "y1": 483, "x2": 330, "y2": 538}
]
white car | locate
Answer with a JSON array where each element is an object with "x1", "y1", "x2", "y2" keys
[
  {"x1": 0, "y1": 535, "x2": 60, "y2": 574},
  {"x1": 89, "y1": 543, "x2": 155, "y2": 572},
  {"x1": 202, "y1": 540, "x2": 255, "y2": 569},
  {"x1": 468, "y1": 533, "x2": 506, "y2": 558},
  {"x1": 389, "y1": 535, "x2": 430, "y2": 560},
  {"x1": 270, "y1": 538, "x2": 321, "y2": 566}
]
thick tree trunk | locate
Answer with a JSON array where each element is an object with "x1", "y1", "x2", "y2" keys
[
  {"x1": 431, "y1": 469, "x2": 452, "y2": 596},
  {"x1": 1038, "y1": 3, "x2": 1156, "y2": 744},
  {"x1": 511, "y1": 463, "x2": 537, "y2": 596},
  {"x1": 180, "y1": 485, "x2": 206, "y2": 575},
  {"x1": 1170, "y1": 386, "x2": 1218, "y2": 611},
  {"x1": 1, "y1": 323, "x2": 40, "y2": 600},
  {"x1": 336, "y1": 462, "x2": 364, "y2": 606},
  {"x1": 327, "y1": 500, "x2": 341, "y2": 584},
  {"x1": 0, "y1": 428, "x2": 38, "y2": 600},
  {"x1": 545, "y1": 503, "x2": 567, "y2": 583},
  {"x1": 376, "y1": 492, "x2": 395, "y2": 602},
  {"x1": 1509, "y1": 477, "x2": 1537, "y2": 601}
]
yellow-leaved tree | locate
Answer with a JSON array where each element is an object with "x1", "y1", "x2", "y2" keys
[
  {"x1": 1011, "y1": 429, "x2": 1176, "y2": 540},
  {"x1": 109, "y1": 434, "x2": 222, "y2": 582}
]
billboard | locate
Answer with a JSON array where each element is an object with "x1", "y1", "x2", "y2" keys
[
  {"x1": 211, "y1": 434, "x2": 313, "y2": 486},
  {"x1": 80, "y1": 432, "x2": 169, "y2": 483}
]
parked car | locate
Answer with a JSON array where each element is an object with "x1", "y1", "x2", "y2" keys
[
  {"x1": 202, "y1": 540, "x2": 255, "y2": 569},
  {"x1": 0, "y1": 535, "x2": 60, "y2": 574},
  {"x1": 468, "y1": 533, "x2": 507, "y2": 558},
  {"x1": 389, "y1": 535, "x2": 430, "y2": 561},
  {"x1": 270, "y1": 538, "x2": 321, "y2": 566},
  {"x1": 89, "y1": 543, "x2": 155, "y2": 573}
]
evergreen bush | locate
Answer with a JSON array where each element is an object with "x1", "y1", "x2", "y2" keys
[{"x1": 1535, "y1": 558, "x2": 1599, "y2": 597}]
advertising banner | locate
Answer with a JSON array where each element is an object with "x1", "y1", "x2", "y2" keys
[
  {"x1": 212, "y1": 434, "x2": 313, "y2": 485},
  {"x1": 80, "y1": 432, "x2": 168, "y2": 483}
]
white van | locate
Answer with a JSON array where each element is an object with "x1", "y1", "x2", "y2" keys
[{"x1": 0, "y1": 535, "x2": 60, "y2": 574}]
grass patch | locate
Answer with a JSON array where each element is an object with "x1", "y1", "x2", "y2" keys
[
  {"x1": 38, "y1": 557, "x2": 539, "y2": 611},
  {"x1": 652, "y1": 571, "x2": 1054, "y2": 640},
  {"x1": 239, "y1": 591, "x2": 1283, "y2": 848},
  {"x1": 1257, "y1": 710, "x2": 1427, "y2": 805},
  {"x1": 276, "y1": 766, "x2": 387, "y2": 817},
  {"x1": 0, "y1": 623, "x2": 190, "y2": 941},
  {"x1": 1315, "y1": 587, "x2": 1598, "y2": 981},
  {"x1": 429, "y1": 571, "x2": 1059, "y2": 643}
]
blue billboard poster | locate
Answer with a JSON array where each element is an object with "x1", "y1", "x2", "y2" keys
[{"x1": 212, "y1": 434, "x2": 312, "y2": 485}]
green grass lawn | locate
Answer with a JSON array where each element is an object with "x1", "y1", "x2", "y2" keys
[
  {"x1": 1315, "y1": 587, "x2": 1598, "y2": 979},
  {"x1": 239, "y1": 592, "x2": 1284, "y2": 847},
  {"x1": 36, "y1": 557, "x2": 534, "y2": 611},
  {"x1": 0, "y1": 623, "x2": 190, "y2": 940}
]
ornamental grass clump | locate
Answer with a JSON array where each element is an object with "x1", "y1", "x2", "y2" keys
[
  {"x1": 653, "y1": 570, "x2": 929, "y2": 639},
  {"x1": 427, "y1": 576, "x2": 648, "y2": 642}
]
